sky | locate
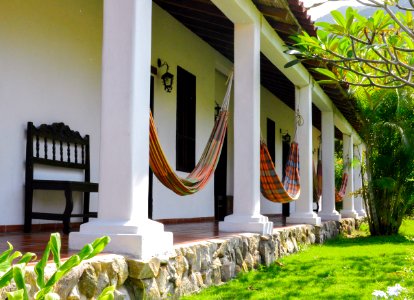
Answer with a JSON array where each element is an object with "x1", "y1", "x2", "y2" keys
[{"x1": 302, "y1": 0, "x2": 364, "y2": 20}]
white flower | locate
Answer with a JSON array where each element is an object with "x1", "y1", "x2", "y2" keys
[
  {"x1": 386, "y1": 284, "x2": 406, "y2": 297},
  {"x1": 372, "y1": 290, "x2": 388, "y2": 299}
]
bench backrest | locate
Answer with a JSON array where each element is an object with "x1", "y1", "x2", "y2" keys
[{"x1": 26, "y1": 122, "x2": 91, "y2": 182}]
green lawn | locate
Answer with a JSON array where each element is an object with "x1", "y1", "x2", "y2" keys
[{"x1": 184, "y1": 220, "x2": 414, "y2": 300}]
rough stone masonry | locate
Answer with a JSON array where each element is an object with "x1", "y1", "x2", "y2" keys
[{"x1": 0, "y1": 218, "x2": 359, "y2": 299}]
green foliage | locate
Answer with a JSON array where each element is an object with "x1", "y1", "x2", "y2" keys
[
  {"x1": 355, "y1": 87, "x2": 414, "y2": 235},
  {"x1": 334, "y1": 144, "x2": 344, "y2": 212},
  {"x1": 97, "y1": 286, "x2": 116, "y2": 300},
  {"x1": 285, "y1": 3, "x2": 414, "y2": 89},
  {"x1": 6, "y1": 290, "x2": 24, "y2": 300},
  {"x1": 334, "y1": 140, "x2": 343, "y2": 191},
  {"x1": 0, "y1": 242, "x2": 36, "y2": 293},
  {"x1": 0, "y1": 233, "x2": 113, "y2": 300},
  {"x1": 35, "y1": 235, "x2": 110, "y2": 300},
  {"x1": 183, "y1": 219, "x2": 414, "y2": 300}
]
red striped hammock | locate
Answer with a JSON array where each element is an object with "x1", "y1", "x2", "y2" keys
[
  {"x1": 335, "y1": 173, "x2": 349, "y2": 202},
  {"x1": 312, "y1": 158, "x2": 349, "y2": 202},
  {"x1": 149, "y1": 75, "x2": 232, "y2": 196},
  {"x1": 260, "y1": 141, "x2": 301, "y2": 203}
]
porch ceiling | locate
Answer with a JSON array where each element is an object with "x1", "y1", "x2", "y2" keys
[{"x1": 153, "y1": 0, "x2": 358, "y2": 136}]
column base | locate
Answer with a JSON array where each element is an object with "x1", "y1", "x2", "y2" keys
[
  {"x1": 69, "y1": 219, "x2": 173, "y2": 259},
  {"x1": 219, "y1": 214, "x2": 273, "y2": 235},
  {"x1": 319, "y1": 211, "x2": 341, "y2": 221},
  {"x1": 355, "y1": 209, "x2": 367, "y2": 218},
  {"x1": 286, "y1": 212, "x2": 321, "y2": 225},
  {"x1": 341, "y1": 210, "x2": 359, "y2": 218}
]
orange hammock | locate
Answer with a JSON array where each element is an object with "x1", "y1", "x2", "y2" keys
[
  {"x1": 149, "y1": 74, "x2": 233, "y2": 196},
  {"x1": 335, "y1": 173, "x2": 349, "y2": 202},
  {"x1": 312, "y1": 156, "x2": 349, "y2": 202},
  {"x1": 313, "y1": 156, "x2": 322, "y2": 203},
  {"x1": 260, "y1": 141, "x2": 301, "y2": 203}
]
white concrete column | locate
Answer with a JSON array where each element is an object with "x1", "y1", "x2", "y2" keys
[
  {"x1": 219, "y1": 22, "x2": 273, "y2": 235},
  {"x1": 287, "y1": 86, "x2": 321, "y2": 225},
  {"x1": 353, "y1": 144, "x2": 366, "y2": 217},
  {"x1": 341, "y1": 134, "x2": 358, "y2": 218},
  {"x1": 70, "y1": 0, "x2": 172, "y2": 259},
  {"x1": 318, "y1": 111, "x2": 341, "y2": 221}
]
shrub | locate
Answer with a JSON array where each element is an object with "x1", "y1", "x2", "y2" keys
[{"x1": 0, "y1": 233, "x2": 113, "y2": 300}]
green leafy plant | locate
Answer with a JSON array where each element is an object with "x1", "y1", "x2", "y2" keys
[
  {"x1": 285, "y1": 2, "x2": 414, "y2": 89},
  {"x1": 0, "y1": 233, "x2": 113, "y2": 300},
  {"x1": 97, "y1": 286, "x2": 116, "y2": 300},
  {"x1": 0, "y1": 242, "x2": 36, "y2": 298}
]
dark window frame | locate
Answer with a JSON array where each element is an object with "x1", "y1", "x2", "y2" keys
[
  {"x1": 266, "y1": 118, "x2": 276, "y2": 163},
  {"x1": 176, "y1": 66, "x2": 196, "y2": 172}
]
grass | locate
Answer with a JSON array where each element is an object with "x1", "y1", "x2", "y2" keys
[{"x1": 183, "y1": 220, "x2": 414, "y2": 300}]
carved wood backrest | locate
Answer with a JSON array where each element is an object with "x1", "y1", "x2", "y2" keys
[{"x1": 25, "y1": 122, "x2": 91, "y2": 182}]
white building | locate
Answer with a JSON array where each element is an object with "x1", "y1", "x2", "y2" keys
[{"x1": 0, "y1": 0, "x2": 365, "y2": 259}]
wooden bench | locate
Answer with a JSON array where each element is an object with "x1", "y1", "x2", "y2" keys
[{"x1": 24, "y1": 122, "x2": 98, "y2": 234}]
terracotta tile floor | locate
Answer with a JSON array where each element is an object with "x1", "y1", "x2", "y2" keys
[
  {"x1": 168, "y1": 215, "x2": 287, "y2": 245},
  {"x1": 0, "y1": 215, "x2": 287, "y2": 259}
]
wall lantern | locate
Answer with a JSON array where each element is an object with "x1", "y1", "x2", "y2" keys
[
  {"x1": 282, "y1": 132, "x2": 291, "y2": 143},
  {"x1": 157, "y1": 58, "x2": 174, "y2": 93}
]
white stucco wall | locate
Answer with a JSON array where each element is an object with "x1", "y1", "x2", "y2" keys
[
  {"x1": 151, "y1": 3, "x2": 235, "y2": 220},
  {"x1": 0, "y1": 0, "x2": 102, "y2": 225}
]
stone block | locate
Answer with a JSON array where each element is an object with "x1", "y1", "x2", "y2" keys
[
  {"x1": 140, "y1": 278, "x2": 161, "y2": 299},
  {"x1": 221, "y1": 260, "x2": 235, "y2": 282},
  {"x1": 201, "y1": 269, "x2": 212, "y2": 287},
  {"x1": 259, "y1": 241, "x2": 275, "y2": 266},
  {"x1": 127, "y1": 257, "x2": 161, "y2": 280},
  {"x1": 54, "y1": 263, "x2": 85, "y2": 299},
  {"x1": 78, "y1": 264, "x2": 98, "y2": 298}
]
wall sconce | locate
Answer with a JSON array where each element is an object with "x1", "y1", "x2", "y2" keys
[
  {"x1": 157, "y1": 58, "x2": 174, "y2": 93},
  {"x1": 282, "y1": 132, "x2": 291, "y2": 143}
]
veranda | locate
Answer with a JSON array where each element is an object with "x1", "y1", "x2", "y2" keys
[{"x1": 0, "y1": 0, "x2": 366, "y2": 298}]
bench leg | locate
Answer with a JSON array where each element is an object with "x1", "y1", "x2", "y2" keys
[
  {"x1": 63, "y1": 190, "x2": 74, "y2": 234},
  {"x1": 83, "y1": 192, "x2": 90, "y2": 223},
  {"x1": 24, "y1": 188, "x2": 33, "y2": 233}
]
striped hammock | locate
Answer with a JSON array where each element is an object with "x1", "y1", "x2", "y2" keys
[
  {"x1": 260, "y1": 141, "x2": 301, "y2": 203},
  {"x1": 313, "y1": 158, "x2": 322, "y2": 203},
  {"x1": 335, "y1": 173, "x2": 349, "y2": 202},
  {"x1": 149, "y1": 74, "x2": 233, "y2": 196},
  {"x1": 312, "y1": 157, "x2": 349, "y2": 202},
  {"x1": 312, "y1": 156, "x2": 349, "y2": 203}
]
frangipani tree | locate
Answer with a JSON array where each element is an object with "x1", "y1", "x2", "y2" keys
[
  {"x1": 286, "y1": 0, "x2": 414, "y2": 89},
  {"x1": 285, "y1": 0, "x2": 414, "y2": 235}
]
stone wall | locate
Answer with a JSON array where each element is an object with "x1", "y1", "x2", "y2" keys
[{"x1": 1, "y1": 219, "x2": 357, "y2": 299}]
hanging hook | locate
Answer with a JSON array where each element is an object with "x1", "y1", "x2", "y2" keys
[{"x1": 295, "y1": 109, "x2": 304, "y2": 126}]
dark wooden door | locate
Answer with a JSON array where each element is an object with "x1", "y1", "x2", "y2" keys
[
  {"x1": 282, "y1": 140, "x2": 290, "y2": 217},
  {"x1": 148, "y1": 76, "x2": 154, "y2": 219},
  {"x1": 214, "y1": 134, "x2": 227, "y2": 221}
]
